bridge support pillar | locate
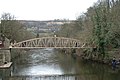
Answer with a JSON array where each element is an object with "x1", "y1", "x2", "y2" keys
[{"x1": 0, "y1": 49, "x2": 12, "y2": 68}]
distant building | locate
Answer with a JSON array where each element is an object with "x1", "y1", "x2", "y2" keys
[{"x1": 19, "y1": 20, "x2": 74, "y2": 33}]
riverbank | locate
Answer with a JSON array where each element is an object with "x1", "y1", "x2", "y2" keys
[
  {"x1": 74, "y1": 48, "x2": 120, "y2": 71},
  {"x1": 57, "y1": 48, "x2": 120, "y2": 68}
]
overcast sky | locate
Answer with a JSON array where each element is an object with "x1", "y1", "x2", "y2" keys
[{"x1": 0, "y1": 0, "x2": 98, "y2": 20}]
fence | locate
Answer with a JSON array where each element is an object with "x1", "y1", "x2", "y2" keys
[{"x1": 2, "y1": 74, "x2": 84, "y2": 80}]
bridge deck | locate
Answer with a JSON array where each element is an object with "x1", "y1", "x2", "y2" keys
[{"x1": 11, "y1": 47, "x2": 93, "y2": 49}]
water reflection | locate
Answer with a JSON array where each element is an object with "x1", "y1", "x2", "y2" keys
[
  {"x1": 13, "y1": 65, "x2": 63, "y2": 75},
  {"x1": 12, "y1": 48, "x2": 64, "y2": 75},
  {"x1": 0, "y1": 48, "x2": 120, "y2": 80}
]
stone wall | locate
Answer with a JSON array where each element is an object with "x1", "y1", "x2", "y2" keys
[
  {"x1": 0, "y1": 36, "x2": 11, "y2": 65},
  {"x1": 0, "y1": 53, "x2": 3, "y2": 65},
  {"x1": 0, "y1": 50, "x2": 11, "y2": 65}
]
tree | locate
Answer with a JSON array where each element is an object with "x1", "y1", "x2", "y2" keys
[{"x1": 0, "y1": 13, "x2": 35, "y2": 42}]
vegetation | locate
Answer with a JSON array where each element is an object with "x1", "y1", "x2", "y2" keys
[
  {"x1": 0, "y1": 0, "x2": 120, "y2": 61},
  {"x1": 0, "y1": 13, "x2": 35, "y2": 42},
  {"x1": 57, "y1": 0, "x2": 120, "y2": 60}
]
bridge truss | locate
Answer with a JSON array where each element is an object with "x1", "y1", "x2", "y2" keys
[{"x1": 11, "y1": 37, "x2": 86, "y2": 49}]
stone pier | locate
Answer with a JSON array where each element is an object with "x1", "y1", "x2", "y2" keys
[
  {"x1": 0, "y1": 36, "x2": 12, "y2": 68},
  {"x1": 0, "y1": 49, "x2": 10, "y2": 64}
]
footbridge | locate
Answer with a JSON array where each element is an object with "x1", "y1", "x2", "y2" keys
[{"x1": 11, "y1": 37, "x2": 87, "y2": 49}]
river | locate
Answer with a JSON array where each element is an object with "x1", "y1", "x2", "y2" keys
[{"x1": 0, "y1": 48, "x2": 120, "y2": 80}]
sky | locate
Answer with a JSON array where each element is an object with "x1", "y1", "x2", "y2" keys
[{"x1": 0, "y1": 0, "x2": 98, "y2": 20}]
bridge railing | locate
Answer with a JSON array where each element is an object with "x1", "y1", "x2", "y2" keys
[
  {"x1": 9, "y1": 37, "x2": 95, "y2": 49},
  {"x1": 11, "y1": 37, "x2": 83, "y2": 48}
]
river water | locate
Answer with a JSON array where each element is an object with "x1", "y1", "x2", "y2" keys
[{"x1": 0, "y1": 48, "x2": 120, "y2": 80}]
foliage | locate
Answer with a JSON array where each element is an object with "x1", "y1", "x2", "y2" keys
[
  {"x1": 0, "y1": 13, "x2": 35, "y2": 42},
  {"x1": 57, "y1": 0, "x2": 120, "y2": 59}
]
